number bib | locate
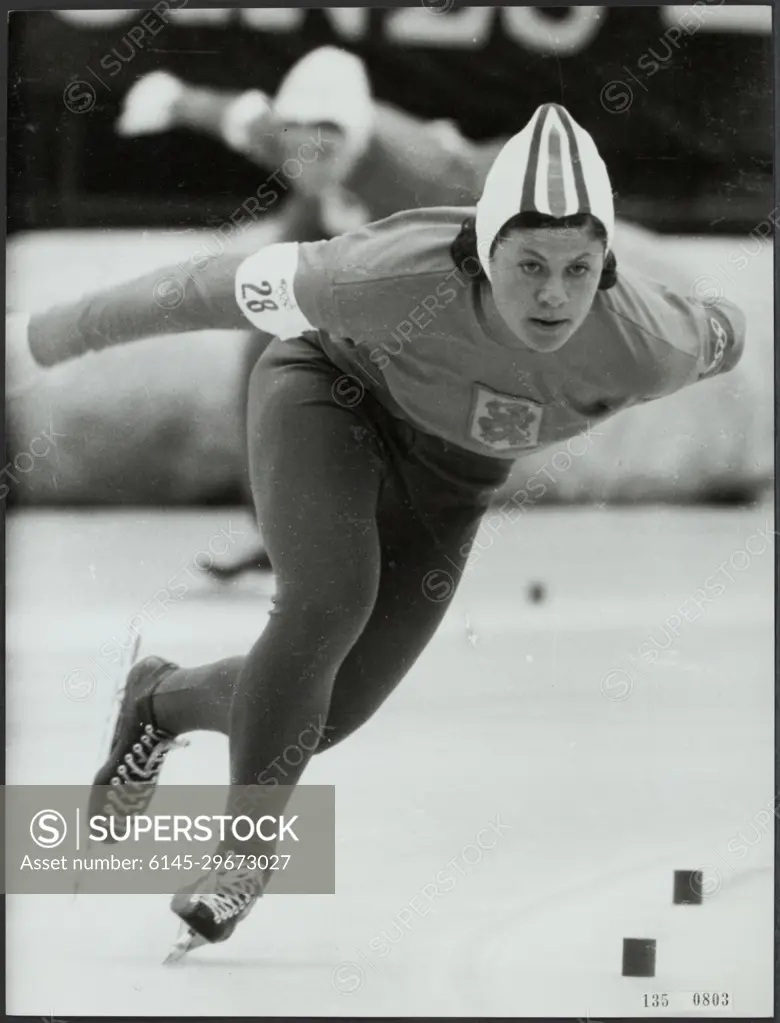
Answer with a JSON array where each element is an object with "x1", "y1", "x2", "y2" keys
[{"x1": 235, "y1": 242, "x2": 316, "y2": 338}]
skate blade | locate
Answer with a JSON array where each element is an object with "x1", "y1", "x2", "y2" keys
[
  {"x1": 122, "y1": 630, "x2": 142, "y2": 672},
  {"x1": 203, "y1": 548, "x2": 273, "y2": 581},
  {"x1": 163, "y1": 926, "x2": 208, "y2": 965},
  {"x1": 99, "y1": 630, "x2": 143, "y2": 760}
]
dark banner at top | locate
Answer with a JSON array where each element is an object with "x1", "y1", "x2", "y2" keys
[{"x1": 8, "y1": 6, "x2": 773, "y2": 231}]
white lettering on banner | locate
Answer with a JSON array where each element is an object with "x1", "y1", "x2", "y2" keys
[
  {"x1": 502, "y1": 7, "x2": 605, "y2": 55},
  {"x1": 662, "y1": 5, "x2": 771, "y2": 34},
  {"x1": 248, "y1": 7, "x2": 369, "y2": 38},
  {"x1": 56, "y1": 7, "x2": 355, "y2": 34},
  {"x1": 387, "y1": 7, "x2": 494, "y2": 47},
  {"x1": 58, "y1": 11, "x2": 136, "y2": 26},
  {"x1": 323, "y1": 7, "x2": 371, "y2": 41},
  {"x1": 55, "y1": 6, "x2": 771, "y2": 42},
  {"x1": 240, "y1": 8, "x2": 305, "y2": 32},
  {"x1": 162, "y1": 8, "x2": 230, "y2": 26},
  {"x1": 57, "y1": 7, "x2": 225, "y2": 28}
]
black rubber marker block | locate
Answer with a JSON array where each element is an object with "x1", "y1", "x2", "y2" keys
[
  {"x1": 622, "y1": 937, "x2": 656, "y2": 977},
  {"x1": 673, "y1": 869, "x2": 704, "y2": 905}
]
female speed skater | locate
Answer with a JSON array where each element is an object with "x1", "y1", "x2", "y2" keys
[{"x1": 8, "y1": 103, "x2": 745, "y2": 960}]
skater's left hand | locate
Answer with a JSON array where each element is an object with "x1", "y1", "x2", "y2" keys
[{"x1": 6, "y1": 313, "x2": 44, "y2": 400}]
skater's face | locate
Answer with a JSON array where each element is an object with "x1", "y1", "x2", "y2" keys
[
  {"x1": 279, "y1": 123, "x2": 350, "y2": 197},
  {"x1": 489, "y1": 225, "x2": 605, "y2": 352}
]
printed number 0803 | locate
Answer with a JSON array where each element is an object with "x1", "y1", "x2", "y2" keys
[{"x1": 693, "y1": 993, "x2": 729, "y2": 1007}]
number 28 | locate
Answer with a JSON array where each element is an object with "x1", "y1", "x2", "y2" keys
[{"x1": 241, "y1": 282, "x2": 278, "y2": 314}]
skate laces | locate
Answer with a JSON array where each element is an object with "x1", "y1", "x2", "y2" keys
[
  {"x1": 193, "y1": 868, "x2": 260, "y2": 924},
  {"x1": 103, "y1": 723, "x2": 182, "y2": 817}
]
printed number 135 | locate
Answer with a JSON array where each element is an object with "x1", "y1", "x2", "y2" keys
[{"x1": 643, "y1": 994, "x2": 668, "y2": 1008}]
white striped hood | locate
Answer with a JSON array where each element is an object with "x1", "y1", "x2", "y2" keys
[{"x1": 476, "y1": 103, "x2": 614, "y2": 281}]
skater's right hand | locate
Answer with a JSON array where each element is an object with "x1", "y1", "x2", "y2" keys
[
  {"x1": 116, "y1": 72, "x2": 184, "y2": 136},
  {"x1": 6, "y1": 312, "x2": 44, "y2": 400}
]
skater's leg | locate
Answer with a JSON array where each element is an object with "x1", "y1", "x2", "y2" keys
[
  {"x1": 316, "y1": 492, "x2": 482, "y2": 752},
  {"x1": 158, "y1": 341, "x2": 385, "y2": 749},
  {"x1": 225, "y1": 346, "x2": 384, "y2": 794},
  {"x1": 153, "y1": 458, "x2": 493, "y2": 751},
  {"x1": 203, "y1": 330, "x2": 275, "y2": 581},
  {"x1": 152, "y1": 657, "x2": 243, "y2": 736},
  {"x1": 161, "y1": 341, "x2": 388, "y2": 949},
  {"x1": 158, "y1": 343, "x2": 506, "y2": 950},
  {"x1": 152, "y1": 497, "x2": 477, "y2": 740}
]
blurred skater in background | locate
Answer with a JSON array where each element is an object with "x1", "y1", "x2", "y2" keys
[{"x1": 117, "y1": 46, "x2": 505, "y2": 243}]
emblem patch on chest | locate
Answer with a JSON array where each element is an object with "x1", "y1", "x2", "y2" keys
[{"x1": 469, "y1": 385, "x2": 544, "y2": 452}]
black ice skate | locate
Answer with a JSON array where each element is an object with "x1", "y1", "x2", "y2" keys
[
  {"x1": 88, "y1": 647, "x2": 186, "y2": 841},
  {"x1": 164, "y1": 863, "x2": 262, "y2": 964}
]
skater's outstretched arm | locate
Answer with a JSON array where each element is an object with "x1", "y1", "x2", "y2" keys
[
  {"x1": 117, "y1": 72, "x2": 281, "y2": 168},
  {"x1": 22, "y1": 252, "x2": 249, "y2": 368},
  {"x1": 8, "y1": 236, "x2": 340, "y2": 388}
]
